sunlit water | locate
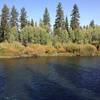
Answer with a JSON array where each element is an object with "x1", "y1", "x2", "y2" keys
[{"x1": 0, "y1": 57, "x2": 100, "y2": 100}]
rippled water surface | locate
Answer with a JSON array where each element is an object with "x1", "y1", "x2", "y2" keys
[{"x1": 0, "y1": 57, "x2": 100, "y2": 100}]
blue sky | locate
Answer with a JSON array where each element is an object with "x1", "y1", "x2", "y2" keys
[{"x1": 0, "y1": 0, "x2": 100, "y2": 26}]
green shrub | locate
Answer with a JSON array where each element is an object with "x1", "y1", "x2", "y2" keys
[
  {"x1": 45, "y1": 46, "x2": 57, "y2": 54},
  {"x1": 53, "y1": 42, "x2": 62, "y2": 49},
  {"x1": 64, "y1": 43, "x2": 97, "y2": 56},
  {"x1": 80, "y1": 44, "x2": 97, "y2": 56},
  {"x1": 64, "y1": 43, "x2": 80, "y2": 54}
]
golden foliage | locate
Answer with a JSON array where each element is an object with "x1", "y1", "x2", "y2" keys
[{"x1": 0, "y1": 42, "x2": 98, "y2": 57}]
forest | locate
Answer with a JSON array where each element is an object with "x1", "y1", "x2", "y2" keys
[{"x1": 0, "y1": 2, "x2": 100, "y2": 57}]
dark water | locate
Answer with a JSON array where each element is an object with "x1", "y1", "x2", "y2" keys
[{"x1": 0, "y1": 57, "x2": 100, "y2": 100}]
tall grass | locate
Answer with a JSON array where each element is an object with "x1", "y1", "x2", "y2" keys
[{"x1": 0, "y1": 42, "x2": 98, "y2": 57}]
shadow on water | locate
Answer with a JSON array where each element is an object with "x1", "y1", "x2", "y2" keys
[
  {"x1": 48, "y1": 63, "x2": 100, "y2": 100},
  {"x1": 24, "y1": 59, "x2": 100, "y2": 100},
  {"x1": 0, "y1": 64, "x2": 6, "y2": 100},
  {"x1": 25, "y1": 71, "x2": 81, "y2": 100},
  {"x1": 0, "y1": 57, "x2": 100, "y2": 100},
  {"x1": 52, "y1": 62, "x2": 100, "y2": 92}
]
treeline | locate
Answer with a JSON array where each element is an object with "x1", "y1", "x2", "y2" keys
[{"x1": 0, "y1": 2, "x2": 100, "y2": 47}]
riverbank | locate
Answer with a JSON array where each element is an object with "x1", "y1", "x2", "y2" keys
[
  {"x1": 0, "y1": 53, "x2": 100, "y2": 59},
  {"x1": 0, "y1": 42, "x2": 100, "y2": 58}
]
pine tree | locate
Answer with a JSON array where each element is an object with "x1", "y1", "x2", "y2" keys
[
  {"x1": 43, "y1": 7, "x2": 50, "y2": 32},
  {"x1": 70, "y1": 4, "x2": 80, "y2": 30},
  {"x1": 65, "y1": 16, "x2": 69, "y2": 32},
  {"x1": 26, "y1": 19, "x2": 33, "y2": 26},
  {"x1": 43, "y1": 8, "x2": 50, "y2": 25},
  {"x1": 0, "y1": 22, "x2": 2, "y2": 42},
  {"x1": 89, "y1": 20, "x2": 95, "y2": 28},
  {"x1": 39, "y1": 19, "x2": 44, "y2": 28},
  {"x1": 20, "y1": 7, "x2": 27, "y2": 29},
  {"x1": 10, "y1": 6, "x2": 18, "y2": 28},
  {"x1": 1, "y1": 4, "x2": 10, "y2": 41},
  {"x1": 54, "y1": 2, "x2": 65, "y2": 35},
  {"x1": 35, "y1": 22, "x2": 37, "y2": 27},
  {"x1": 31, "y1": 19, "x2": 34, "y2": 27}
]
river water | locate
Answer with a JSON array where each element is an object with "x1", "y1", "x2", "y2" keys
[{"x1": 0, "y1": 57, "x2": 100, "y2": 100}]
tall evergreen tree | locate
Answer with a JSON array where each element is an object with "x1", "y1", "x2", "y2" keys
[
  {"x1": 1, "y1": 4, "x2": 10, "y2": 41},
  {"x1": 43, "y1": 8, "x2": 50, "y2": 25},
  {"x1": 65, "y1": 16, "x2": 69, "y2": 32},
  {"x1": 43, "y1": 7, "x2": 50, "y2": 32},
  {"x1": 89, "y1": 20, "x2": 95, "y2": 28},
  {"x1": 35, "y1": 22, "x2": 37, "y2": 27},
  {"x1": 70, "y1": 4, "x2": 80, "y2": 30},
  {"x1": 26, "y1": 20, "x2": 31, "y2": 26},
  {"x1": 31, "y1": 19, "x2": 34, "y2": 27},
  {"x1": 20, "y1": 7, "x2": 27, "y2": 29},
  {"x1": 0, "y1": 20, "x2": 2, "y2": 42},
  {"x1": 39, "y1": 19, "x2": 44, "y2": 28},
  {"x1": 10, "y1": 6, "x2": 18, "y2": 28},
  {"x1": 54, "y1": 2, "x2": 65, "y2": 35}
]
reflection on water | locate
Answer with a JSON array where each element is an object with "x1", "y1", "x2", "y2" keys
[{"x1": 0, "y1": 57, "x2": 100, "y2": 100}]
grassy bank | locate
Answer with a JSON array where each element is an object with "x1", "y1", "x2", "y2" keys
[{"x1": 0, "y1": 42, "x2": 100, "y2": 58}]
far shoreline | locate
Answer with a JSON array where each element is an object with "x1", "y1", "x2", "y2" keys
[
  {"x1": 0, "y1": 42, "x2": 99, "y2": 59},
  {"x1": 0, "y1": 53, "x2": 100, "y2": 59}
]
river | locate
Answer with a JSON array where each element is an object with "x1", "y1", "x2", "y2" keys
[{"x1": 0, "y1": 57, "x2": 100, "y2": 100}]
